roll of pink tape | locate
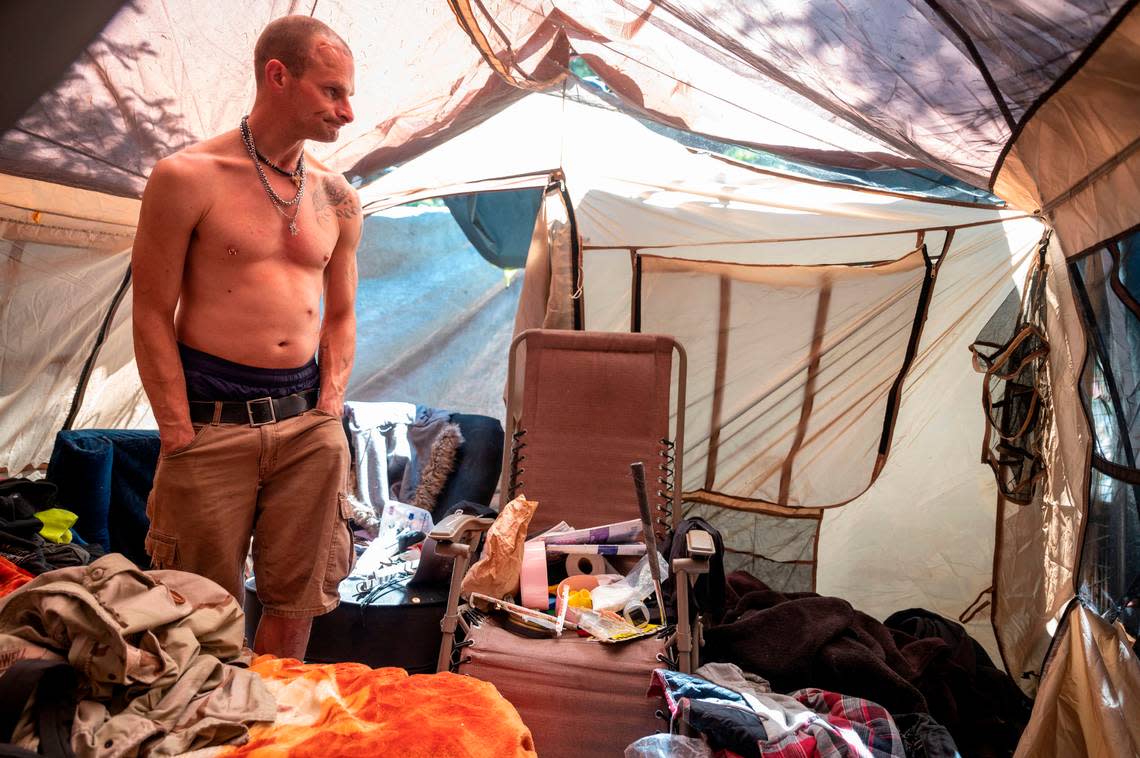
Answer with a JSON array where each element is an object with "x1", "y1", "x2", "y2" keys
[{"x1": 520, "y1": 539, "x2": 549, "y2": 609}]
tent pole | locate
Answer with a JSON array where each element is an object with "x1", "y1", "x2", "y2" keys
[{"x1": 61, "y1": 264, "x2": 132, "y2": 431}]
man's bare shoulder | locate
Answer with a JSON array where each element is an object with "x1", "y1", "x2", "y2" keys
[
  {"x1": 149, "y1": 131, "x2": 243, "y2": 185},
  {"x1": 307, "y1": 157, "x2": 361, "y2": 226}
]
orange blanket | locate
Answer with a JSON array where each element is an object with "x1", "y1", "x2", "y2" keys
[{"x1": 216, "y1": 655, "x2": 537, "y2": 758}]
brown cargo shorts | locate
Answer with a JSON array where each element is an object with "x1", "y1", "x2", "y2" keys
[{"x1": 144, "y1": 408, "x2": 354, "y2": 618}]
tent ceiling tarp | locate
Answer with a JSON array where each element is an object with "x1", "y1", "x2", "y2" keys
[{"x1": 0, "y1": 2, "x2": 1126, "y2": 195}]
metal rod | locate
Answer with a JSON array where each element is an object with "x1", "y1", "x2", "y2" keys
[{"x1": 631, "y1": 461, "x2": 667, "y2": 620}]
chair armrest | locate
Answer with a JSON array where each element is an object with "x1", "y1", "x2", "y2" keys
[
  {"x1": 672, "y1": 528, "x2": 714, "y2": 576},
  {"x1": 685, "y1": 530, "x2": 715, "y2": 557},
  {"x1": 429, "y1": 513, "x2": 494, "y2": 544}
]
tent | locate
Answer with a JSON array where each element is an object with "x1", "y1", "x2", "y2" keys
[{"x1": 2, "y1": 2, "x2": 1139, "y2": 754}]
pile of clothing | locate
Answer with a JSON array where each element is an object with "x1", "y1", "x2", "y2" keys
[
  {"x1": 345, "y1": 402, "x2": 465, "y2": 520},
  {"x1": 0, "y1": 553, "x2": 539, "y2": 757},
  {"x1": 687, "y1": 571, "x2": 1032, "y2": 756},
  {"x1": 650, "y1": 663, "x2": 924, "y2": 757},
  {"x1": 0, "y1": 553, "x2": 275, "y2": 756},
  {"x1": 0, "y1": 478, "x2": 100, "y2": 575}
]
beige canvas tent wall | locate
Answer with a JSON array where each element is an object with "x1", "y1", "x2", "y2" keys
[
  {"x1": 2, "y1": 2, "x2": 1139, "y2": 755},
  {"x1": 359, "y1": 87, "x2": 1047, "y2": 637}
]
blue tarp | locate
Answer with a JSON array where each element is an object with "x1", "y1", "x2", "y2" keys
[{"x1": 443, "y1": 188, "x2": 543, "y2": 270}]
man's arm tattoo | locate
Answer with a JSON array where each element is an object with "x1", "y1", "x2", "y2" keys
[{"x1": 321, "y1": 177, "x2": 359, "y2": 219}]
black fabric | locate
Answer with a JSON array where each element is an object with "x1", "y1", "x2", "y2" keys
[
  {"x1": 431, "y1": 413, "x2": 504, "y2": 520},
  {"x1": 894, "y1": 713, "x2": 960, "y2": 758},
  {"x1": 0, "y1": 479, "x2": 81, "y2": 575},
  {"x1": 187, "y1": 389, "x2": 318, "y2": 425},
  {"x1": 178, "y1": 342, "x2": 319, "y2": 402},
  {"x1": 40, "y1": 542, "x2": 95, "y2": 570},
  {"x1": 683, "y1": 699, "x2": 766, "y2": 758},
  {"x1": 0, "y1": 532, "x2": 51, "y2": 575},
  {"x1": 0, "y1": 660, "x2": 78, "y2": 758},
  {"x1": 0, "y1": 480, "x2": 58, "y2": 513},
  {"x1": 885, "y1": 609, "x2": 1031, "y2": 757},
  {"x1": 0, "y1": 488, "x2": 45, "y2": 538},
  {"x1": 661, "y1": 516, "x2": 725, "y2": 623},
  {"x1": 703, "y1": 572, "x2": 926, "y2": 716}
]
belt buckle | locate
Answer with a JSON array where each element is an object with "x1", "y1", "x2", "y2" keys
[{"x1": 246, "y1": 396, "x2": 276, "y2": 427}]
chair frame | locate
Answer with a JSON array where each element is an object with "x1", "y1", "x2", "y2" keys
[{"x1": 433, "y1": 329, "x2": 711, "y2": 674}]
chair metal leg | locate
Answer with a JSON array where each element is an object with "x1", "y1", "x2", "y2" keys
[
  {"x1": 436, "y1": 541, "x2": 473, "y2": 673},
  {"x1": 675, "y1": 571, "x2": 693, "y2": 674},
  {"x1": 671, "y1": 556, "x2": 709, "y2": 674}
]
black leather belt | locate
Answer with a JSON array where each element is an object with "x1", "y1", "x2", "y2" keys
[{"x1": 188, "y1": 389, "x2": 319, "y2": 426}]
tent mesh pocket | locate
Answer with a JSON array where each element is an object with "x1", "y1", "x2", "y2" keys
[{"x1": 970, "y1": 232, "x2": 1051, "y2": 504}]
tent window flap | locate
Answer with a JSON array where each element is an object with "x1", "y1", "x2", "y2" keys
[
  {"x1": 636, "y1": 247, "x2": 933, "y2": 508},
  {"x1": 1070, "y1": 230, "x2": 1140, "y2": 635}
]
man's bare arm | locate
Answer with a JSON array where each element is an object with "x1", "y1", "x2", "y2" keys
[
  {"x1": 131, "y1": 156, "x2": 204, "y2": 452},
  {"x1": 316, "y1": 176, "x2": 360, "y2": 414}
]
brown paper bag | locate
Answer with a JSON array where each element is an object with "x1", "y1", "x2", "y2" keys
[{"x1": 460, "y1": 494, "x2": 538, "y2": 600}]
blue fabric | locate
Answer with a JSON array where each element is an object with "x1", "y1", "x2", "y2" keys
[
  {"x1": 46, "y1": 430, "x2": 160, "y2": 567},
  {"x1": 443, "y1": 189, "x2": 543, "y2": 270},
  {"x1": 655, "y1": 668, "x2": 749, "y2": 707}
]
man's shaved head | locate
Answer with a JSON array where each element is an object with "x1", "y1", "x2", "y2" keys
[{"x1": 254, "y1": 16, "x2": 351, "y2": 88}]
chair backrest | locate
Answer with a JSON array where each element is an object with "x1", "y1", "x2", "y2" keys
[{"x1": 503, "y1": 330, "x2": 685, "y2": 536}]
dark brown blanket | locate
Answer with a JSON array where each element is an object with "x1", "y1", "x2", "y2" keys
[
  {"x1": 703, "y1": 572, "x2": 928, "y2": 715},
  {"x1": 702, "y1": 572, "x2": 1030, "y2": 757}
]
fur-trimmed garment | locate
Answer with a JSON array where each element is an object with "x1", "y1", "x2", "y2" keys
[
  {"x1": 343, "y1": 403, "x2": 467, "y2": 523},
  {"x1": 412, "y1": 422, "x2": 463, "y2": 511}
]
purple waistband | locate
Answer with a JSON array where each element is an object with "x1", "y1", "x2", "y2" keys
[{"x1": 179, "y1": 343, "x2": 319, "y2": 402}]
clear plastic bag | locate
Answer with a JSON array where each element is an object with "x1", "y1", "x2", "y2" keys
[
  {"x1": 590, "y1": 552, "x2": 669, "y2": 612},
  {"x1": 624, "y1": 734, "x2": 712, "y2": 758}
]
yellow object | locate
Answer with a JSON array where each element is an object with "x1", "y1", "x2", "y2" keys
[
  {"x1": 567, "y1": 588, "x2": 592, "y2": 609},
  {"x1": 34, "y1": 508, "x2": 77, "y2": 544}
]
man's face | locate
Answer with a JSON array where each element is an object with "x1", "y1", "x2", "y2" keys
[{"x1": 289, "y1": 40, "x2": 355, "y2": 142}]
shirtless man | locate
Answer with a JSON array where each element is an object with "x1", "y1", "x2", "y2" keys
[{"x1": 132, "y1": 16, "x2": 360, "y2": 659}]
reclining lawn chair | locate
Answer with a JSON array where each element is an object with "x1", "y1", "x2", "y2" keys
[{"x1": 429, "y1": 329, "x2": 716, "y2": 757}]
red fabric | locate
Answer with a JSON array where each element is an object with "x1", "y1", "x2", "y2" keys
[
  {"x1": 219, "y1": 655, "x2": 536, "y2": 757},
  {"x1": 760, "y1": 689, "x2": 902, "y2": 757},
  {"x1": 0, "y1": 556, "x2": 32, "y2": 598}
]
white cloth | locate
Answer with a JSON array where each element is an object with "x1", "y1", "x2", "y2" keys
[
  {"x1": 344, "y1": 401, "x2": 416, "y2": 515},
  {"x1": 696, "y1": 662, "x2": 817, "y2": 743}
]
